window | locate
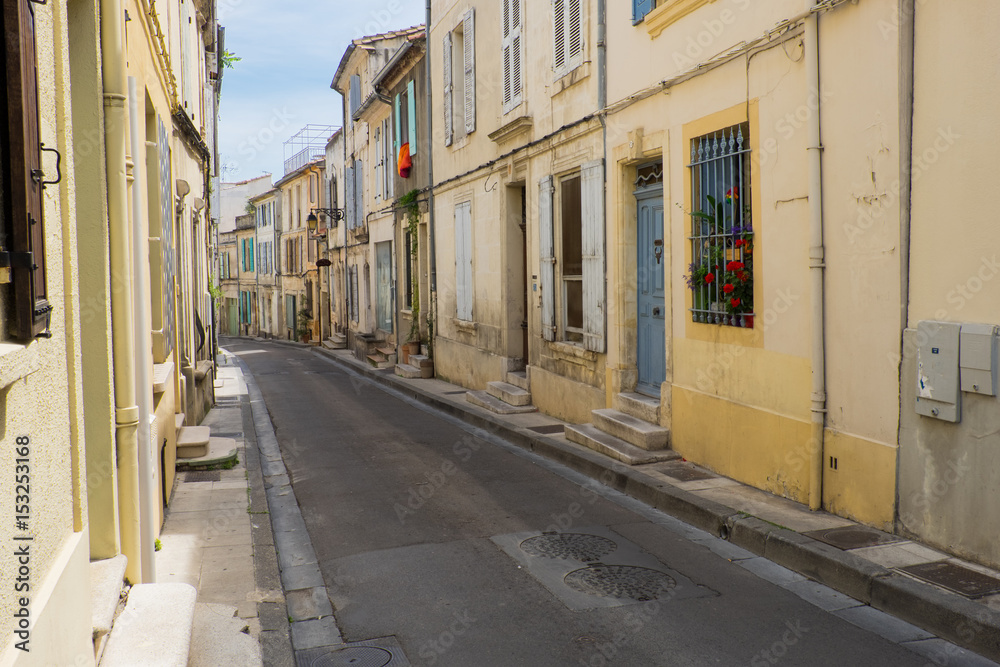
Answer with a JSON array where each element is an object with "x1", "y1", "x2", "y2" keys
[
  {"x1": 454, "y1": 201, "x2": 473, "y2": 321},
  {"x1": 502, "y1": 0, "x2": 524, "y2": 113},
  {"x1": 632, "y1": 0, "x2": 656, "y2": 24},
  {"x1": 349, "y1": 73, "x2": 361, "y2": 118},
  {"x1": 376, "y1": 241, "x2": 393, "y2": 332},
  {"x1": 286, "y1": 294, "x2": 296, "y2": 331},
  {"x1": 381, "y1": 117, "x2": 394, "y2": 199},
  {"x1": 539, "y1": 160, "x2": 606, "y2": 351},
  {"x1": 404, "y1": 230, "x2": 413, "y2": 310},
  {"x1": 687, "y1": 123, "x2": 753, "y2": 328},
  {"x1": 444, "y1": 9, "x2": 476, "y2": 147},
  {"x1": 374, "y1": 126, "x2": 382, "y2": 201},
  {"x1": 395, "y1": 82, "x2": 419, "y2": 157},
  {"x1": 553, "y1": 0, "x2": 583, "y2": 77},
  {"x1": 2, "y1": 0, "x2": 50, "y2": 339}
]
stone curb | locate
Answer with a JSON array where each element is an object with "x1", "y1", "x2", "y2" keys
[{"x1": 313, "y1": 346, "x2": 1000, "y2": 663}]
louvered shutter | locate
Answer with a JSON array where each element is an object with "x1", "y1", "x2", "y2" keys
[
  {"x1": 344, "y1": 164, "x2": 355, "y2": 229},
  {"x1": 443, "y1": 32, "x2": 453, "y2": 147},
  {"x1": 539, "y1": 176, "x2": 555, "y2": 341},
  {"x1": 581, "y1": 160, "x2": 605, "y2": 353},
  {"x1": 553, "y1": 0, "x2": 566, "y2": 72},
  {"x1": 354, "y1": 159, "x2": 364, "y2": 227},
  {"x1": 394, "y1": 94, "x2": 401, "y2": 153},
  {"x1": 502, "y1": 0, "x2": 523, "y2": 113},
  {"x1": 568, "y1": 0, "x2": 582, "y2": 61},
  {"x1": 5, "y1": 0, "x2": 49, "y2": 339},
  {"x1": 350, "y1": 74, "x2": 361, "y2": 117},
  {"x1": 463, "y1": 9, "x2": 476, "y2": 134},
  {"x1": 455, "y1": 202, "x2": 473, "y2": 321},
  {"x1": 633, "y1": 0, "x2": 653, "y2": 24},
  {"x1": 407, "y1": 80, "x2": 417, "y2": 155}
]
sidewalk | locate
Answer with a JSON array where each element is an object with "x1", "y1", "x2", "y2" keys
[
  {"x1": 300, "y1": 343, "x2": 1000, "y2": 664},
  {"x1": 155, "y1": 350, "x2": 294, "y2": 666}
]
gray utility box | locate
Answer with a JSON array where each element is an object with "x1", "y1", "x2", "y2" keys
[
  {"x1": 960, "y1": 323, "x2": 998, "y2": 396},
  {"x1": 915, "y1": 321, "x2": 961, "y2": 422}
]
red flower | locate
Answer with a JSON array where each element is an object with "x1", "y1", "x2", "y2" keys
[
  {"x1": 737, "y1": 271, "x2": 749, "y2": 282},
  {"x1": 730, "y1": 297, "x2": 741, "y2": 309},
  {"x1": 726, "y1": 261, "x2": 745, "y2": 271},
  {"x1": 734, "y1": 239, "x2": 746, "y2": 248},
  {"x1": 725, "y1": 187, "x2": 739, "y2": 204},
  {"x1": 704, "y1": 273, "x2": 715, "y2": 284},
  {"x1": 722, "y1": 283, "x2": 735, "y2": 294}
]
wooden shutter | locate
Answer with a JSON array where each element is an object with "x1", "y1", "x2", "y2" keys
[
  {"x1": 407, "y1": 80, "x2": 417, "y2": 155},
  {"x1": 4, "y1": 0, "x2": 50, "y2": 339},
  {"x1": 350, "y1": 74, "x2": 361, "y2": 117},
  {"x1": 502, "y1": 0, "x2": 523, "y2": 113},
  {"x1": 539, "y1": 176, "x2": 555, "y2": 341},
  {"x1": 354, "y1": 159, "x2": 363, "y2": 227},
  {"x1": 463, "y1": 9, "x2": 476, "y2": 134},
  {"x1": 394, "y1": 94, "x2": 401, "y2": 153},
  {"x1": 581, "y1": 160, "x2": 605, "y2": 352},
  {"x1": 443, "y1": 31, "x2": 453, "y2": 147},
  {"x1": 633, "y1": 0, "x2": 653, "y2": 24},
  {"x1": 554, "y1": 0, "x2": 582, "y2": 75},
  {"x1": 553, "y1": 0, "x2": 566, "y2": 72},
  {"x1": 455, "y1": 202, "x2": 473, "y2": 321},
  {"x1": 344, "y1": 164, "x2": 355, "y2": 229},
  {"x1": 568, "y1": 0, "x2": 582, "y2": 61}
]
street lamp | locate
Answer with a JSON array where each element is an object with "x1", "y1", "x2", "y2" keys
[{"x1": 306, "y1": 207, "x2": 346, "y2": 233}]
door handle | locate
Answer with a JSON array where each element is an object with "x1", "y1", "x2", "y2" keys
[
  {"x1": 652, "y1": 307, "x2": 661, "y2": 317},
  {"x1": 653, "y1": 239, "x2": 663, "y2": 264}
]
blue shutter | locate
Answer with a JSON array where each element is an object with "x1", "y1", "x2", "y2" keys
[
  {"x1": 633, "y1": 0, "x2": 653, "y2": 24},
  {"x1": 407, "y1": 80, "x2": 417, "y2": 155}
]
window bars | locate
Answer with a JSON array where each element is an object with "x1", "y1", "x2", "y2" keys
[{"x1": 687, "y1": 123, "x2": 754, "y2": 328}]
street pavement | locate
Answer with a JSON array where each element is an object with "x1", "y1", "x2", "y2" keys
[{"x1": 227, "y1": 338, "x2": 998, "y2": 666}]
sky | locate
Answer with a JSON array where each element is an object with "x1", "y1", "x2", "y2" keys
[{"x1": 217, "y1": 0, "x2": 427, "y2": 183}]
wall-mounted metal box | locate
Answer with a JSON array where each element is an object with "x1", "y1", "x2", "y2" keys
[
  {"x1": 915, "y1": 321, "x2": 961, "y2": 422},
  {"x1": 960, "y1": 323, "x2": 998, "y2": 396}
]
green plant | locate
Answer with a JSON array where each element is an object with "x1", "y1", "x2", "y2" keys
[
  {"x1": 154, "y1": 539, "x2": 162, "y2": 552},
  {"x1": 208, "y1": 276, "x2": 222, "y2": 301},
  {"x1": 296, "y1": 307, "x2": 313, "y2": 340},
  {"x1": 244, "y1": 199, "x2": 256, "y2": 215},
  {"x1": 685, "y1": 189, "x2": 754, "y2": 320},
  {"x1": 220, "y1": 49, "x2": 242, "y2": 70},
  {"x1": 399, "y1": 189, "x2": 421, "y2": 342}
]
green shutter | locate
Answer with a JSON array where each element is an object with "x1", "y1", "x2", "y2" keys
[{"x1": 407, "y1": 80, "x2": 417, "y2": 155}]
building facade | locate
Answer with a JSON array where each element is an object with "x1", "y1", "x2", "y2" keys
[{"x1": 275, "y1": 159, "x2": 325, "y2": 341}]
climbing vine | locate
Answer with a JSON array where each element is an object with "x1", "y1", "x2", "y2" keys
[{"x1": 399, "y1": 189, "x2": 421, "y2": 343}]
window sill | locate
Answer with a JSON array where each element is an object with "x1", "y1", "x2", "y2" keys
[
  {"x1": 552, "y1": 61, "x2": 590, "y2": 96},
  {"x1": 547, "y1": 339, "x2": 597, "y2": 364},
  {"x1": 489, "y1": 114, "x2": 533, "y2": 146},
  {"x1": 0, "y1": 341, "x2": 42, "y2": 391},
  {"x1": 645, "y1": 0, "x2": 717, "y2": 38},
  {"x1": 453, "y1": 318, "x2": 477, "y2": 334}
]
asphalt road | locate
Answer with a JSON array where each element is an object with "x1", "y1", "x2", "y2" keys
[{"x1": 231, "y1": 340, "x2": 937, "y2": 667}]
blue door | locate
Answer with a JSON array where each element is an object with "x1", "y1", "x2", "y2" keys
[{"x1": 637, "y1": 193, "x2": 665, "y2": 396}]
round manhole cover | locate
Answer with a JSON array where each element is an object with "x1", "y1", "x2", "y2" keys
[
  {"x1": 305, "y1": 646, "x2": 393, "y2": 667},
  {"x1": 520, "y1": 533, "x2": 618, "y2": 562},
  {"x1": 564, "y1": 565, "x2": 676, "y2": 601}
]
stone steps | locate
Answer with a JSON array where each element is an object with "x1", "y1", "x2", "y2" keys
[
  {"x1": 395, "y1": 363, "x2": 422, "y2": 379},
  {"x1": 613, "y1": 391, "x2": 661, "y2": 424},
  {"x1": 323, "y1": 337, "x2": 347, "y2": 350},
  {"x1": 99, "y1": 583, "x2": 197, "y2": 667},
  {"x1": 592, "y1": 408, "x2": 670, "y2": 451},
  {"x1": 565, "y1": 424, "x2": 680, "y2": 466},
  {"x1": 366, "y1": 354, "x2": 393, "y2": 369},
  {"x1": 466, "y1": 390, "x2": 537, "y2": 414},
  {"x1": 487, "y1": 381, "x2": 532, "y2": 406},
  {"x1": 176, "y1": 437, "x2": 238, "y2": 469},
  {"x1": 409, "y1": 354, "x2": 434, "y2": 369},
  {"x1": 506, "y1": 370, "x2": 530, "y2": 391},
  {"x1": 91, "y1": 555, "x2": 128, "y2": 664},
  {"x1": 176, "y1": 426, "x2": 210, "y2": 458}
]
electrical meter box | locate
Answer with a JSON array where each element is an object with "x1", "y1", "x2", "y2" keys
[
  {"x1": 915, "y1": 321, "x2": 961, "y2": 422},
  {"x1": 960, "y1": 323, "x2": 998, "y2": 396}
]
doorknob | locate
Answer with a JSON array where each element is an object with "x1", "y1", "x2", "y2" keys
[
  {"x1": 653, "y1": 307, "x2": 661, "y2": 317},
  {"x1": 653, "y1": 239, "x2": 663, "y2": 265}
]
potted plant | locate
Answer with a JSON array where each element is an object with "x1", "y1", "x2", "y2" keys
[{"x1": 296, "y1": 307, "x2": 313, "y2": 343}]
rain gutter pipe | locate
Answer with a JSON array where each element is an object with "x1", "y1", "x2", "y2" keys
[
  {"x1": 805, "y1": 2, "x2": 827, "y2": 511},
  {"x1": 102, "y1": 0, "x2": 146, "y2": 582},
  {"x1": 129, "y1": 76, "x2": 157, "y2": 581},
  {"x1": 425, "y1": 0, "x2": 438, "y2": 345}
]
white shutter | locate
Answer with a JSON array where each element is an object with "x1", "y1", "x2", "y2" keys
[
  {"x1": 464, "y1": 9, "x2": 476, "y2": 134},
  {"x1": 539, "y1": 176, "x2": 555, "y2": 341},
  {"x1": 455, "y1": 202, "x2": 473, "y2": 321},
  {"x1": 407, "y1": 80, "x2": 417, "y2": 155},
  {"x1": 553, "y1": 0, "x2": 566, "y2": 73},
  {"x1": 502, "y1": 0, "x2": 523, "y2": 113},
  {"x1": 354, "y1": 159, "x2": 364, "y2": 228},
  {"x1": 345, "y1": 164, "x2": 355, "y2": 229},
  {"x1": 374, "y1": 127, "x2": 382, "y2": 200},
  {"x1": 581, "y1": 159, "x2": 605, "y2": 353},
  {"x1": 443, "y1": 31, "x2": 453, "y2": 147},
  {"x1": 568, "y1": 0, "x2": 582, "y2": 61}
]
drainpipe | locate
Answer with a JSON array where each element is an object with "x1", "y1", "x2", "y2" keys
[
  {"x1": 805, "y1": 3, "x2": 827, "y2": 511},
  {"x1": 129, "y1": 76, "x2": 157, "y2": 581},
  {"x1": 899, "y1": 0, "x2": 915, "y2": 335},
  {"x1": 103, "y1": 0, "x2": 145, "y2": 583},
  {"x1": 424, "y1": 1, "x2": 437, "y2": 350}
]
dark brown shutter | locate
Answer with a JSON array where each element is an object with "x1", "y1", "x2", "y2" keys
[{"x1": 4, "y1": 0, "x2": 49, "y2": 339}]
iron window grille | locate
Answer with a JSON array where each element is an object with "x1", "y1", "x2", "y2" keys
[{"x1": 687, "y1": 123, "x2": 754, "y2": 328}]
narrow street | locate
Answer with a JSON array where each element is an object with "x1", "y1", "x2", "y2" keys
[{"x1": 223, "y1": 339, "x2": 963, "y2": 667}]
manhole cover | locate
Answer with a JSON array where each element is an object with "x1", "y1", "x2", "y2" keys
[
  {"x1": 184, "y1": 470, "x2": 220, "y2": 482},
  {"x1": 528, "y1": 424, "x2": 565, "y2": 435},
  {"x1": 520, "y1": 533, "x2": 618, "y2": 562},
  {"x1": 659, "y1": 464, "x2": 716, "y2": 482},
  {"x1": 897, "y1": 561, "x2": 1000, "y2": 599},
  {"x1": 564, "y1": 565, "x2": 676, "y2": 601},
  {"x1": 803, "y1": 525, "x2": 903, "y2": 550},
  {"x1": 300, "y1": 647, "x2": 393, "y2": 667}
]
